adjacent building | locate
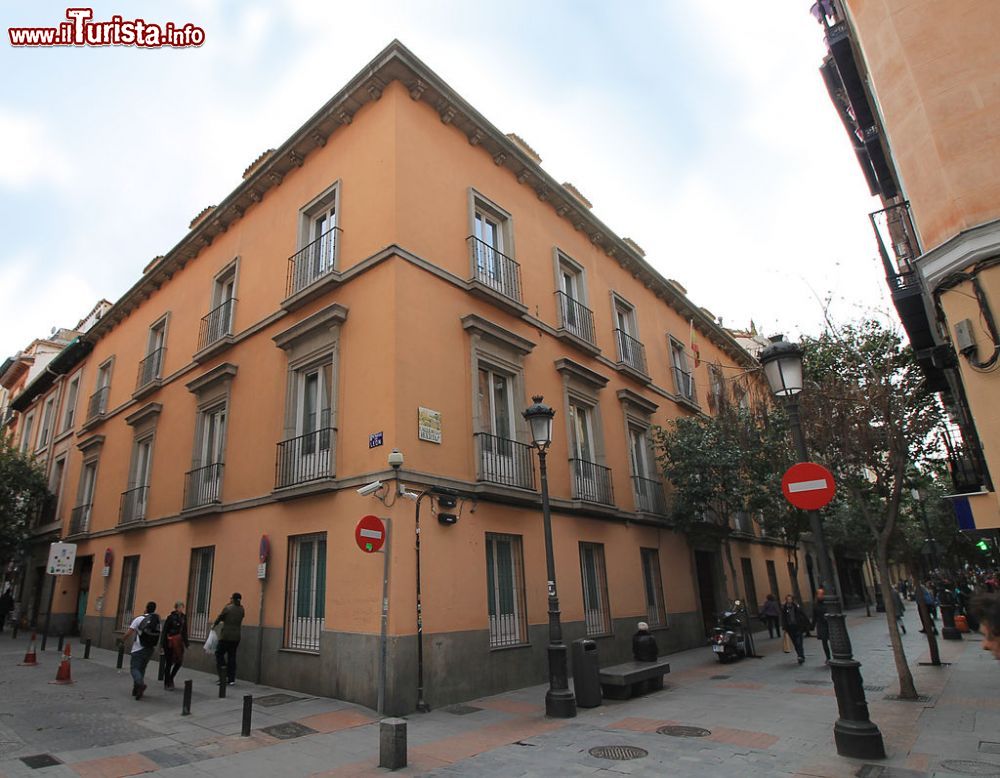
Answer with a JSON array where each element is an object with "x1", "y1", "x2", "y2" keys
[{"x1": 3, "y1": 42, "x2": 806, "y2": 713}]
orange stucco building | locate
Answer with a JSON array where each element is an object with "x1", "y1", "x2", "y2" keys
[
  {"x1": 4, "y1": 42, "x2": 806, "y2": 713},
  {"x1": 813, "y1": 0, "x2": 1000, "y2": 536}
]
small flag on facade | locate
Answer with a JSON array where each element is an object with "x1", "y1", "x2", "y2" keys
[{"x1": 690, "y1": 319, "x2": 701, "y2": 368}]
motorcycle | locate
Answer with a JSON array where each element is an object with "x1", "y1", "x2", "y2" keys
[{"x1": 709, "y1": 599, "x2": 749, "y2": 663}]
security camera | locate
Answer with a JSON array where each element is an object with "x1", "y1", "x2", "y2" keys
[{"x1": 356, "y1": 480, "x2": 384, "y2": 497}]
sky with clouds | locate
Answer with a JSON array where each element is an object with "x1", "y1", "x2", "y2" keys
[{"x1": 0, "y1": 1, "x2": 892, "y2": 360}]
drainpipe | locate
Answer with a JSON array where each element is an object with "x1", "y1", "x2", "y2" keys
[{"x1": 414, "y1": 492, "x2": 430, "y2": 713}]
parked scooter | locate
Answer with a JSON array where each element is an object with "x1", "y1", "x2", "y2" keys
[{"x1": 709, "y1": 600, "x2": 749, "y2": 663}]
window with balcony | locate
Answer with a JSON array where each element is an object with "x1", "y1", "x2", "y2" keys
[
  {"x1": 640, "y1": 548, "x2": 667, "y2": 628},
  {"x1": 556, "y1": 358, "x2": 612, "y2": 505},
  {"x1": 61, "y1": 372, "x2": 80, "y2": 433},
  {"x1": 185, "y1": 363, "x2": 236, "y2": 508},
  {"x1": 186, "y1": 546, "x2": 214, "y2": 640},
  {"x1": 19, "y1": 411, "x2": 35, "y2": 453},
  {"x1": 37, "y1": 395, "x2": 55, "y2": 450},
  {"x1": 116, "y1": 555, "x2": 139, "y2": 631},
  {"x1": 70, "y1": 460, "x2": 97, "y2": 535},
  {"x1": 579, "y1": 542, "x2": 611, "y2": 636},
  {"x1": 629, "y1": 426, "x2": 666, "y2": 514},
  {"x1": 613, "y1": 296, "x2": 647, "y2": 377},
  {"x1": 199, "y1": 262, "x2": 238, "y2": 352},
  {"x1": 554, "y1": 253, "x2": 596, "y2": 349},
  {"x1": 87, "y1": 358, "x2": 113, "y2": 421},
  {"x1": 137, "y1": 317, "x2": 167, "y2": 392},
  {"x1": 285, "y1": 532, "x2": 326, "y2": 652},
  {"x1": 708, "y1": 364, "x2": 726, "y2": 411},
  {"x1": 670, "y1": 338, "x2": 695, "y2": 403},
  {"x1": 466, "y1": 192, "x2": 521, "y2": 305},
  {"x1": 485, "y1": 532, "x2": 528, "y2": 648},
  {"x1": 287, "y1": 184, "x2": 340, "y2": 298},
  {"x1": 121, "y1": 436, "x2": 153, "y2": 524},
  {"x1": 46, "y1": 456, "x2": 66, "y2": 527}
]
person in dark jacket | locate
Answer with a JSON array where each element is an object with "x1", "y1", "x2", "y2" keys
[
  {"x1": 213, "y1": 593, "x2": 245, "y2": 686},
  {"x1": 812, "y1": 588, "x2": 831, "y2": 662},
  {"x1": 632, "y1": 621, "x2": 658, "y2": 662},
  {"x1": 0, "y1": 588, "x2": 14, "y2": 633},
  {"x1": 759, "y1": 593, "x2": 781, "y2": 638},
  {"x1": 781, "y1": 594, "x2": 809, "y2": 664},
  {"x1": 161, "y1": 600, "x2": 189, "y2": 690}
]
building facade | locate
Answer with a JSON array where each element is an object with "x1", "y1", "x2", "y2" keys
[
  {"x1": 812, "y1": 0, "x2": 1000, "y2": 536},
  {"x1": 4, "y1": 42, "x2": 806, "y2": 713}
]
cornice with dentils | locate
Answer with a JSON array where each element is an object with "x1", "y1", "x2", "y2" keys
[{"x1": 86, "y1": 40, "x2": 755, "y2": 369}]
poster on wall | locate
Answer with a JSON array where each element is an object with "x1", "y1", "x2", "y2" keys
[
  {"x1": 418, "y1": 407, "x2": 442, "y2": 443},
  {"x1": 47, "y1": 542, "x2": 77, "y2": 576}
]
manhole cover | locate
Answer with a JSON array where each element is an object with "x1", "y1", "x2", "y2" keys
[
  {"x1": 657, "y1": 725, "x2": 712, "y2": 738},
  {"x1": 260, "y1": 722, "x2": 318, "y2": 740},
  {"x1": 938, "y1": 760, "x2": 1000, "y2": 776},
  {"x1": 589, "y1": 745, "x2": 648, "y2": 761},
  {"x1": 21, "y1": 754, "x2": 63, "y2": 769},
  {"x1": 255, "y1": 693, "x2": 306, "y2": 707},
  {"x1": 710, "y1": 674, "x2": 731, "y2": 680},
  {"x1": 444, "y1": 704, "x2": 483, "y2": 715},
  {"x1": 864, "y1": 684, "x2": 886, "y2": 692}
]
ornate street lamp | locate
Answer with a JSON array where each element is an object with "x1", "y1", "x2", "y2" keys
[
  {"x1": 523, "y1": 395, "x2": 577, "y2": 718},
  {"x1": 760, "y1": 337, "x2": 885, "y2": 760}
]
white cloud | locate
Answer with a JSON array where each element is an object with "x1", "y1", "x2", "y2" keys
[{"x1": 0, "y1": 109, "x2": 75, "y2": 190}]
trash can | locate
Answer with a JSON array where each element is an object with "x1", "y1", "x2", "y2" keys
[{"x1": 571, "y1": 638, "x2": 602, "y2": 708}]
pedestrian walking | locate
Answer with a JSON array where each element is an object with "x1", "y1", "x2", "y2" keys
[
  {"x1": 892, "y1": 588, "x2": 906, "y2": 634},
  {"x1": 923, "y1": 584, "x2": 938, "y2": 621},
  {"x1": 759, "y1": 593, "x2": 781, "y2": 638},
  {"x1": 213, "y1": 592, "x2": 245, "y2": 686},
  {"x1": 123, "y1": 601, "x2": 160, "y2": 700},
  {"x1": 781, "y1": 594, "x2": 810, "y2": 664},
  {"x1": 972, "y1": 593, "x2": 1000, "y2": 661},
  {"x1": 812, "y1": 588, "x2": 831, "y2": 662},
  {"x1": 0, "y1": 587, "x2": 13, "y2": 633},
  {"x1": 161, "y1": 601, "x2": 189, "y2": 690},
  {"x1": 632, "y1": 621, "x2": 659, "y2": 662}
]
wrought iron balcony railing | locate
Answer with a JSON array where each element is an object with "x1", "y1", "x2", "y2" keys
[
  {"x1": 555, "y1": 291, "x2": 596, "y2": 346},
  {"x1": 69, "y1": 503, "x2": 92, "y2": 535},
  {"x1": 119, "y1": 485, "x2": 149, "y2": 525},
  {"x1": 614, "y1": 329, "x2": 647, "y2": 374},
  {"x1": 184, "y1": 463, "x2": 223, "y2": 509},
  {"x1": 475, "y1": 432, "x2": 535, "y2": 490},
  {"x1": 467, "y1": 236, "x2": 523, "y2": 303},
  {"x1": 136, "y1": 348, "x2": 165, "y2": 390},
  {"x1": 275, "y1": 427, "x2": 335, "y2": 488},
  {"x1": 198, "y1": 298, "x2": 236, "y2": 350},
  {"x1": 673, "y1": 365, "x2": 695, "y2": 401},
  {"x1": 286, "y1": 225, "x2": 341, "y2": 297},
  {"x1": 86, "y1": 386, "x2": 109, "y2": 421},
  {"x1": 570, "y1": 458, "x2": 614, "y2": 505},
  {"x1": 632, "y1": 476, "x2": 667, "y2": 515}
]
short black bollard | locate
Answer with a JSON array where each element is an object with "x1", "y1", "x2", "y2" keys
[
  {"x1": 241, "y1": 695, "x2": 253, "y2": 737},
  {"x1": 218, "y1": 668, "x2": 227, "y2": 698},
  {"x1": 182, "y1": 680, "x2": 192, "y2": 716},
  {"x1": 40, "y1": 633, "x2": 48, "y2": 651},
  {"x1": 84, "y1": 639, "x2": 92, "y2": 659},
  {"x1": 57, "y1": 634, "x2": 64, "y2": 651},
  {"x1": 157, "y1": 653, "x2": 166, "y2": 681},
  {"x1": 379, "y1": 718, "x2": 407, "y2": 770},
  {"x1": 11, "y1": 624, "x2": 18, "y2": 640},
  {"x1": 116, "y1": 642, "x2": 125, "y2": 670}
]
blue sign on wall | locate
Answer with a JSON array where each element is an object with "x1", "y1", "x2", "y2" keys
[{"x1": 369, "y1": 431, "x2": 384, "y2": 449}]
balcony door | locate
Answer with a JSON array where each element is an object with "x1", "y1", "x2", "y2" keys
[
  {"x1": 310, "y1": 205, "x2": 337, "y2": 281},
  {"x1": 198, "y1": 406, "x2": 225, "y2": 503},
  {"x1": 560, "y1": 267, "x2": 583, "y2": 335},
  {"x1": 478, "y1": 367, "x2": 515, "y2": 481},
  {"x1": 296, "y1": 364, "x2": 332, "y2": 477},
  {"x1": 132, "y1": 437, "x2": 153, "y2": 521},
  {"x1": 474, "y1": 209, "x2": 506, "y2": 291},
  {"x1": 569, "y1": 402, "x2": 597, "y2": 499}
]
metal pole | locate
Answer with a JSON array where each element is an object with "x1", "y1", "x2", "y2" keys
[
  {"x1": 255, "y1": 577, "x2": 265, "y2": 685},
  {"x1": 538, "y1": 449, "x2": 576, "y2": 718},
  {"x1": 785, "y1": 396, "x2": 884, "y2": 760},
  {"x1": 377, "y1": 518, "x2": 391, "y2": 715},
  {"x1": 414, "y1": 495, "x2": 429, "y2": 713},
  {"x1": 182, "y1": 679, "x2": 192, "y2": 715},
  {"x1": 116, "y1": 641, "x2": 125, "y2": 669},
  {"x1": 41, "y1": 574, "x2": 56, "y2": 650},
  {"x1": 241, "y1": 695, "x2": 253, "y2": 737},
  {"x1": 84, "y1": 638, "x2": 91, "y2": 659}
]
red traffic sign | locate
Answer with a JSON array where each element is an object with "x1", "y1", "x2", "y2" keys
[
  {"x1": 782, "y1": 462, "x2": 836, "y2": 510},
  {"x1": 259, "y1": 534, "x2": 270, "y2": 564},
  {"x1": 356, "y1": 515, "x2": 386, "y2": 553}
]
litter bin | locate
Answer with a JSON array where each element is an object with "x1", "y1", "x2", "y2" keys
[{"x1": 571, "y1": 638, "x2": 602, "y2": 708}]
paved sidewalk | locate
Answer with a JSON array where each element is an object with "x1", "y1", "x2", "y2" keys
[{"x1": 0, "y1": 609, "x2": 997, "y2": 777}]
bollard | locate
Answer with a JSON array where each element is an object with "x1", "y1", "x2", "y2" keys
[
  {"x1": 157, "y1": 654, "x2": 166, "y2": 681},
  {"x1": 241, "y1": 695, "x2": 253, "y2": 737},
  {"x1": 218, "y1": 667, "x2": 227, "y2": 699},
  {"x1": 84, "y1": 639, "x2": 92, "y2": 660},
  {"x1": 40, "y1": 633, "x2": 48, "y2": 652},
  {"x1": 116, "y1": 642, "x2": 125, "y2": 670},
  {"x1": 182, "y1": 680, "x2": 192, "y2": 716},
  {"x1": 57, "y1": 634, "x2": 64, "y2": 651},
  {"x1": 11, "y1": 624, "x2": 18, "y2": 640},
  {"x1": 379, "y1": 718, "x2": 407, "y2": 770}
]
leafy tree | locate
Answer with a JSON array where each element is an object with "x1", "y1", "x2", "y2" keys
[
  {"x1": 0, "y1": 437, "x2": 50, "y2": 569},
  {"x1": 798, "y1": 319, "x2": 943, "y2": 699}
]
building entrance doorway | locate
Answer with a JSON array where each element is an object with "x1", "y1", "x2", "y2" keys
[
  {"x1": 75, "y1": 556, "x2": 93, "y2": 635},
  {"x1": 694, "y1": 550, "x2": 719, "y2": 636}
]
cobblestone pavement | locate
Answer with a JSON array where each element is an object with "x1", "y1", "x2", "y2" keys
[{"x1": 0, "y1": 608, "x2": 997, "y2": 777}]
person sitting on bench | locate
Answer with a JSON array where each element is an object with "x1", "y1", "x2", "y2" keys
[{"x1": 632, "y1": 621, "x2": 658, "y2": 662}]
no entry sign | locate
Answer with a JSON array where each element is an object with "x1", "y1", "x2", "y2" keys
[
  {"x1": 356, "y1": 515, "x2": 386, "y2": 553},
  {"x1": 782, "y1": 462, "x2": 836, "y2": 510}
]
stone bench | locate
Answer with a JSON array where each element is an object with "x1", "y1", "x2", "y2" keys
[{"x1": 599, "y1": 659, "x2": 671, "y2": 700}]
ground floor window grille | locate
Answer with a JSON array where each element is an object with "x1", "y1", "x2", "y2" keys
[
  {"x1": 186, "y1": 546, "x2": 215, "y2": 640},
  {"x1": 485, "y1": 533, "x2": 528, "y2": 648},
  {"x1": 116, "y1": 555, "x2": 140, "y2": 631},
  {"x1": 285, "y1": 533, "x2": 326, "y2": 651},
  {"x1": 579, "y1": 542, "x2": 611, "y2": 636},
  {"x1": 641, "y1": 547, "x2": 667, "y2": 627}
]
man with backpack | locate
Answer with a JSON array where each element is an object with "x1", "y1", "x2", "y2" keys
[{"x1": 123, "y1": 601, "x2": 160, "y2": 700}]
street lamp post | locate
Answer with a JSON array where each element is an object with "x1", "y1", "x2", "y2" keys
[
  {"x1": 523, "y1": 395, "x2": 577, "y2": 719},
  {"x1": 760, "y1": 337, "x2": 885, "y2": 760}
]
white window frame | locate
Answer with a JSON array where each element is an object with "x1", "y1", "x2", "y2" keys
[
  {"x1": 485, "y1": 533, "x2": 528, "y2": 648},
  {"x1": 294, "y1": 182, "x2": 341, "y2": 293},
  {"x1": 285, "y1": 532, "x2": 327, "y2": 652},
  {"x1": 467, "y1": 189, "x2": 516, "y2": 296},
  {"x1": 207, "y1": 261, "x2": 238, "y2": 343}
]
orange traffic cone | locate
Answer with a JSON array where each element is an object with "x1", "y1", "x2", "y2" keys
[
  {"x1": 20, "y1": 632, "x2": 39, "y2": 666},
  {"x1": 51, "y1": 643, "x2": 73, "y2": 684}
]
